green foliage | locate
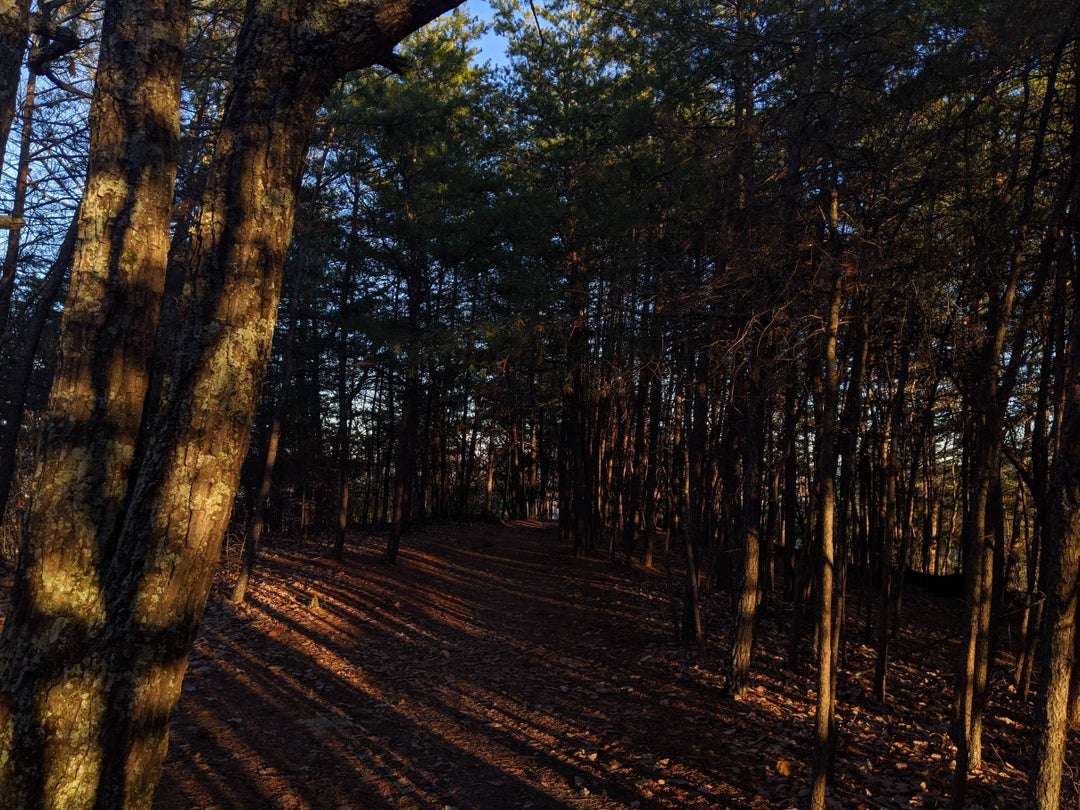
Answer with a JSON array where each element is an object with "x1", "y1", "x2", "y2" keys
[{"x1": 248, "y1": 0, "x2": 1077, "y2": 603}]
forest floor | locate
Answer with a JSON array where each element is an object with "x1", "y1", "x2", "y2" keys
[
  {"x1": 142, "y1": 520, "x2": 1078, "y2": 809},
  {"x1": 2, "y1": 520, "x2": 1070, "y2": 809}
]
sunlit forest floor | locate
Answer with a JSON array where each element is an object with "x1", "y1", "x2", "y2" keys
[
  {"x1": 9, "y1": 519, "x2": 1063, "y2": 809},
  {"x1": 142, "y1": 519, "x2": 1073, "y2": 809}
]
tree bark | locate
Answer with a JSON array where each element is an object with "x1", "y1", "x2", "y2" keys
[
  {"x1": 1029, "y1": 304, "x2": 1080, "y2": 810},
  {"x1": 1030, "y1": 57, "x2": 1080, "y2": 800},
  {"x1": 0, "y1": 0, "x2": 30, "y2": 162},
  {"x1": 0, "y1": 1, "x2": 463, "y2": 806},
  {"x1": 810, "y1": 271, "x2": 843, "y2": 810},
  {"x1": 0, "y1": 2, "x2": 191, "y2": 806},
  {"x1": 230, "y1": 283, "x2": 299, "y2": 603},
  {"x1": 725, "y1": 368, "x2": 765, "y2": 698},
  {"x1": 385, "y1": 364, "x2": 419, "y2": 563}
]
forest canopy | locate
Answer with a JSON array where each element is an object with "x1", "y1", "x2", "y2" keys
[{"x1": 0, "y1": 0, "x2": 1078, "y2": 808}]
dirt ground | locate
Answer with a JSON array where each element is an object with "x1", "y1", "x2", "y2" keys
[
  {"x1": 135, "y1": 520, "x2": 1074, "y2": 809},
  {"x1": 0, "y1": 519, "x2": 1066, "y2": 808}
]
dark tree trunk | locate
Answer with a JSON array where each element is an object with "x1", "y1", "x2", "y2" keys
[
  {"x1": 332, "y1": 188, "x2": 359, "y2": 560},
  {"x1": 0, "y1": 70, "x2": 34, "y2": 339},
  {"x1": 811, "y1": 271, "x2": 843, "y2": 810},
  {"x1": 642, "y1": 349, "x2": 663, "y2": 568},
  {"x1": 624, "y1": 359, "x2": 649, "y2": 564},
  {"x1": 1031, "y1": 46, "x2": 1080, "y2": 802},
  {"x1": 682, "y1": 354, "x2": 709, "y2": 647},
  {"x1": 681, "y1": 389, "x2": 704, "y2": 651},
  {"x1": 385, "y1": 365, "x2": 420, "y2": 563},
  {"x1": 874, "y1": 342, "x2": 910, "y2": 703},
  {"x1": 0, "y1": 0, "x2": 29, "y2": 161},
  {"x1": 952, "y1": 400, "x2": 1005, "y2": 804},
  {"x1": 725, "y1": 368, "x2": 766, "y2": 698},
  {"x1": 0, "y1": 214, "x2": 76, "y2": 527}
]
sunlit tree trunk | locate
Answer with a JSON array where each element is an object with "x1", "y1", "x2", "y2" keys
[
  {"x1": 0, "y1": 2, "x2": 191, "y2": 805},
  {"x1": 230, "y1": 285, "x2": 299, "y2": 603},
  {"x1": 1030, "y1": 289, "x2": 1080, "y2": 810},
  {"x1": 1031, "y1": 44, "x2": 1080, "y2": 802},
  {"x1": 0, "y1": 1, "x2": 462, "y2": 806}
]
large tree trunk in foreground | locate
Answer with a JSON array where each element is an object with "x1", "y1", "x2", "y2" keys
[
  {"x1": 0, "y1": 2, "x2": 190, "y2": 806},
  {"x1": 0, "y1": 1, "x2": 462, "y2": 808}
]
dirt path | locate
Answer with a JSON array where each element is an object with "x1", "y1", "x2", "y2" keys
[{"x1": 152, "y1": 520, "x2": 1063, "y2": 809}]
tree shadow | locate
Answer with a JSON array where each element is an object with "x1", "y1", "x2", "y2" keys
[{"x1": 154, "y1": 521, "x2": 778, "y2": 808}]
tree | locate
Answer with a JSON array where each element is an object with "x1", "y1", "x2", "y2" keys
[
  {"x1": 313, "y1": 14, "x2": 495, "y2": 558},
  {"x1": 0, "y1": 0, "x2": 30, "y2": 161},
  {"x1": 1029, "y1": 32, "x2": 1080, "y2": 810},
  {"x1": 0, "y1": 0, "x2": 463, "y2": 806},
  {"x1": 1030, "y1": 276, "x2": 1080, "y2": 809}
]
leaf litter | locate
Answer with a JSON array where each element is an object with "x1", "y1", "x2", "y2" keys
[{"x1": 1, "y1": 519, "x2": 1053, "y2": 809}]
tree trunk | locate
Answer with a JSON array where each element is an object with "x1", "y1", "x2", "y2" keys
[
  {"x1": 642, "y1": 350, "x2": 663, "y2": 568},
  {"x1": 1030, "y1": 70, "x2": 1080, "y2": 801},
  {"x1": 951, "y1": 411, "x2": 1004, "y2": 805},
  {"x1": 230, "y1": 285, "x2": 300, "y2": 603},
  {"x1": 683, "y1": 352, "x2": 709, "y2": 646},
  {"x1": 332, "y1": 184, "x2": 359, "y2": 560},
  {"x1": 725, "y1": 369, "x2": 765, "y2": 698},
  {"x1": 875, "y1": 342, "x2": 910, "y2": 702},
  {"x1": 333, "y1": 351, "x2": 352, "y2": 558},
  {"x1": 624, "y1": 358, "x2": 648, "y2": 564},
  {"x1": 811, "y1": 271, "x2": 843, "y2": 810},
  {"x1": 385, "y1": 365, "x2": 420, "y2": 563},
  {"x1": 0, "y1": 210, "x2": 76, "y2": 521},
  {"x1": 0, "y1": 0, "x2": 29, "y2": 162},
  {"x1": 0, "y1": 69, "x2": 34, "y2": 340},
  {"x1": 0, "y1": 1, "x2": 462, "y2": 806},
  {"x1": 0, "y1": 2, "x2": 192, "y2": 806},
  {"x1": 1029, "y1": 319, "x2": 1080, "y2": 810},
  {"x1": 681, "y1": 391, "x2": 704, "y2": 652}
]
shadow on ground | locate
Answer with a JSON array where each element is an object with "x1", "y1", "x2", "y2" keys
[{"x1": 152, "y1": 520, "x2": 1067, "y2": 810}]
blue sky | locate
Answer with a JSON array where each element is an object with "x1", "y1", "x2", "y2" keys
[{"x1": 463, "y1": 0, "x2": 511, "y2": 66}]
